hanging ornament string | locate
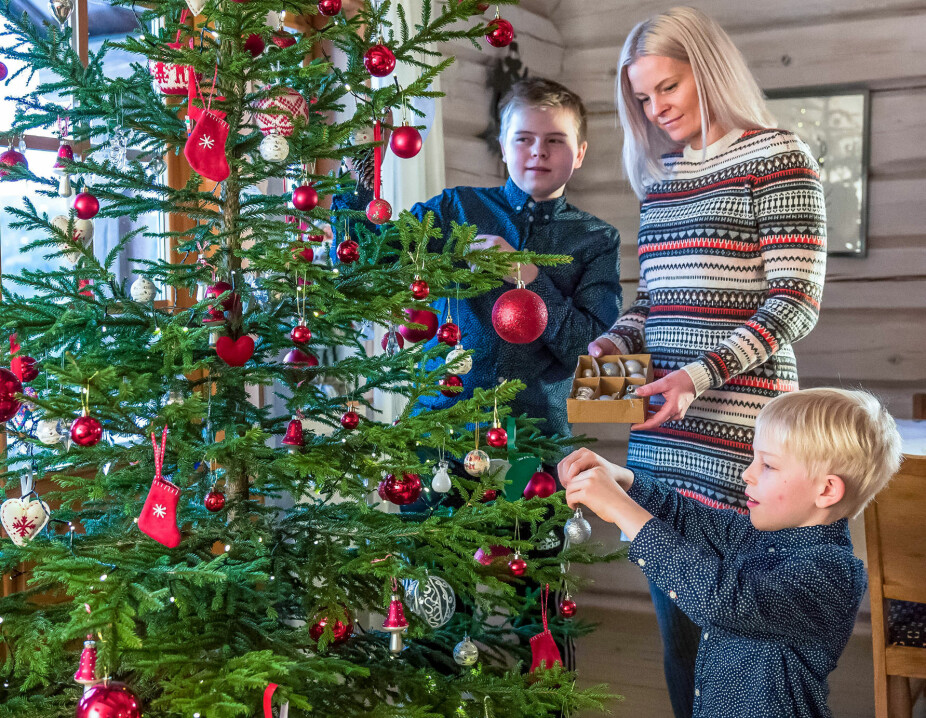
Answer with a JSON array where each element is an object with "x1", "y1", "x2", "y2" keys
[
  {"x1": 540, "y1": 582, "x2": 551, "y2": 632},
  {"x1": 151, "y1": 426, "x2": 168, "y2": 481},
  {"x1": 196, "y1": 241, "x2": 217, "y2": 281},
  {"x1": 372, "y1": 119, "x2": 383, "y2": 201}
]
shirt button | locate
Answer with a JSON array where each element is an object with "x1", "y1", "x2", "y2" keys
[
  {"x1": 668, "y1": 590, "x2": 677, "y2": 600},
  {"x1": 637, "y1": 558, "x2": 646, "y2": 567},
  {"x1": 527, "y1": 201, "x2": 535, "y2": 208},
  {"x1": 695, "y1": 689, "x2": 700, "y2": 697},
  {"x1": 528, "y1": 216, "x2": 534, "y2": 222},
  {"x1": 703, "y1": 632, "x2": 709, "y2": 640},
  {"x1": 544, "y1": 214, "x2": 550, "y2": 220},
  {"x1": 768, "y1": 547, "x2": 775, "y2": 553},
  {"x1": 515, "y1": 206, "x2": 521, "y2": 211}
]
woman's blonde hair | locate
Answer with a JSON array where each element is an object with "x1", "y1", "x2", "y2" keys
[
  {"x1": 755, "y1": 388, "x2": 904, "y2": 519},
  {"x1": 617, "y1": 6, "x2": 775, "y2": 198}
]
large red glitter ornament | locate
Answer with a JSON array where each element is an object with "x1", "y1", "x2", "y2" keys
[
  {"x1": 492, "y1": 286, "x2": 548, "y2": 344},
  {"x1": 74, "y1": 191, "x2": 100, "y2": 219},
  {"x1": 389, "y1": 124, "x2": 422, "y2": 159},
  {"x1": 485, "y1": 17, "x2": 514, "y2": 47},
  {"x1": 76, "y1": 682, "x2": 141, "y2": 718},
  {"x1": 316, "y1": 0, "x2": 341, "y2": 16},
  {"x1": 436, "y1": 322, "x2": 461, "y2": 346},
  {"x1": 363, "y1": 44, "x2": 396, "y2": 77},
  {"x1": 365, "y1": 197, "x2": 392, "y2": 225},
  {"x1": 378, "y1": 472, "x2": 423, "y2": 505},
  {"x1": 399, "y1": 309, "x2": 438, "y2": 343},
  {"x1": 439, "y1": 374, "x2": 463, "y2": 397},
  {"x1": 291, "y1": 184, "x2": 318, "y2": 211},
  {"x1": 70, "y1": 413, "x2": 102, "y2": 447}
]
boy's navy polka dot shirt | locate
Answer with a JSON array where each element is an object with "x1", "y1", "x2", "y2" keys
[{"x1": 626, "y1": 475, "x2": 867, "y2": 718}]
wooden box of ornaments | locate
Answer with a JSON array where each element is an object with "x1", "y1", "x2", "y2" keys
[{"x1": 566, "y1": 354, "x2": 653, "y2": 423}]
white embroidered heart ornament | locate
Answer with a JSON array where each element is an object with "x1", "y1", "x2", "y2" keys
[
  {"x1": 1, "y1": 497, "x2": 51, "y2": 546},
  {"x1": 185, "y1": 0, "x2": 206, "y2": 15}
]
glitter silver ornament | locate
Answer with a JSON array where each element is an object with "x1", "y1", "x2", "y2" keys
[
  {"x1": 406, "y1": 575, "x2": 456, "y2": 628},
  {"x1": 601, "y1": 361, "x2": 623, "y2": 377},
  {"x1": 130, "y1": 277, "x2": 157, "y2": 302},
  {"x1": 463, "y1": 449, "x2": 490, "y2": 477},
  {"x1": 564, "y1": 507, "x2": 592, "y2": 545},
  {"x1": 36, "y1": 418, "x2": 66, "y2": 445},
  {"x1": 453, "y1": 635, "x2": 479, "y2": 666},
  {"x1": 445, "y1": 345, "x2": 472, "y2": 375},
  {"x1": 259, "y1": 133, "x2": 290, "y2": 162},
  {"x1": 431, "y1": 460, "x2": 452, "y2": 493}
]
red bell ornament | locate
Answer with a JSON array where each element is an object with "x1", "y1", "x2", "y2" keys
[
  {"x1": 0, "y1": 148, "x2": 27, "y2": 180},
  {"x1": 377, "y1": 472, "x2": 423, "y2": 505},
  {"x1": 436, "y1": 321, "x2": 461, "y2": 346},
  {"x1": 76, "y1": 681, "x2": 141, "y2": 718},
  {"x1": 270, "y1": 29, "x2": 297, "y2": 49},
  {"x1": 363, "y1": 44, "x2": 396, "y2": 78},
  {"x1": 340, "y1": 409, "x2": 360, "y2": 430},
  {"x1": 486, "y1": 426, "x2": 508, "y2": 448},
  {"x1": 409, "y1": 277, "x2": 429, "y2": 300},
  {"x1": 485, "y1": 17, "x2": 514, "y2": 47},
  {"x1": 74, "y1": 637, "x2": 99, "y2": 686},
  {"x1": 389, "y1": 124, "x2": 422, "y2": 159},
  {"x1": 74, "y1": 191, "x2": 100, "y2": 220},
  {"x1": 523, "y1": 470, "x2": 557, "y2": 499},
  {"x1": 291, "y1": 184, "x2": 318, "y2": 211},
  {"x1": 365, "y1": 197, "x2": 392, "y2": 225},
  {"x1": 382, "y1": 594, "x2": 409, "y2": 653},
  {"x1": 282, "y1": 418, "x2": 305, "y2": 448},
  {"x1": 204, "y1": 490, "x2": 226, "y2": 512},
  {"x1": 381, "y1": 330, "x2": 404, "y2": 351},
  {"x1": 70, "y1": 413, "x2": 103, "y2": 447},
  {"x1": 290, "y1": 325, "x2": 312, "y2": 344},
  {"x1": 492, "y1": 284, "x2": 548, "y2": 344},
  {"x1": 399, "y1": 309, "x2": 438, "y2": 343},
  {"x1": 316, "y1": 0, "x2": 342, "y2": 16},
  {"x1": 336, "y1": 239, "x2": 360, "y2": 264}
]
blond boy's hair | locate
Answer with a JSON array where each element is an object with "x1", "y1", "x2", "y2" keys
[
  {"x1": 755, "y1": 388, "x2": 903, "y2": 518},
  {"x1": 498, "y1": 77, "x2": 588, "y2": 145}
]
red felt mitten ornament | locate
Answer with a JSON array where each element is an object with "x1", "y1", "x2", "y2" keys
[
  {"x1": 185, "y1": 83, "x2": 230, "y2": 182},
  {"x1": 529, "y1": 585, "x2": 563, "y2": 672},
  {"x1": 138, "y1": 428, "x2": 181, "y2": 548}
]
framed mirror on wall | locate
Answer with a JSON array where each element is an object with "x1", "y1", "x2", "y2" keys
[{"x1": 765, "y1": 87, "x2": 870, "y2": 257}]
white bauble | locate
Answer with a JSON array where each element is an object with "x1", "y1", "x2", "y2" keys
[
  {"x1": 260, "y1": 134, "x2": 290, "y2": 162},
  {"x1": 445, "y1": 345, "x2": 472, "y2": 375},
  {"x1": 463, "y1": 449, "x2": 490, "y2": 477},
  {"x1": 453, "y1": 636, "x2": 479, "y2": 666},
  {"x1": 406, "y1": 576, "x2": 456, "y2": 628},
  {"x1": 130, "y1": 276, "x2": 157, "y2": 302},
  {"x1": 36, "y1": 418, "x2": 66, "y2": 445},
  {"x1": 431, "y1": 461, "x2": 452, "y2": 493}
]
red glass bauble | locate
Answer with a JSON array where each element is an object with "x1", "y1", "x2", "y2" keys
[
  {"x1": 365, "y1": 197, "x2": 392, "y2": 225},
  {"x1": 492, "y1": 287, "x2": 548, "y2": 344},
  {"x1": 204, "y1": 490, "x2": 226, "y2": 512},
  {"x1": 508, "y1": 555, "x2": 527, "y2": 576},
  {"x1": 74, "y1": 192, "x2": 100, "y2": 220},
  {"x1": 70, "y1": 414, "x2": 103, "y2": 447},
  {"x1": 290, "y1": 325, "x2": 312, "y2": 344},
  {"x1": 381, "y1": 331, "x2": 404, "y2": 351},
  {"x1": 439, "y1": 374, "x2": 463, "y2": 397},
  {"x1": 336, "y1": 239, "x2": 360, "y2": 264},
  {"x1": 436, "y1": 321, "x2": 461, "y2": 346},
  {"x1": 389, "y1": 124, "x2": 422, "y2": 159},
  {"x1": 486, "y1": 426, "x2": 508, "y2": 448},
  {"x1": 523, "y1": 470, "x2": 557, "y2": 499},
  {"x1": 76, "y1": 681, "x2": 141, "y2": 718},
  {"x1": 285, "y1": 348, "x2": 318, "y2": 367},
  {"x1": 559, "y1": 597, "x2": 578, "y2": 618},
  {"x1": 271, "y1": 30, "x2": 297, "y2": 49},
  {"x1": 0, "y1": 149, "x2": 28, "y2": 180},
  {"x1": 207, "y1": 281, "x2": 236, "y2": 310},
  {"x1": 19, "y1": 356, "x2": 40, "y2": 383},
  {"x1": 309, "y1": 614, "x2": 353, "y2": 644},
  {"x1": 377, "y1": 472, "x2": 423, "y2": 505},
  {"x1": 0, "y1": 368, "x2": 23, "y2": 422},
  {"x1": 292, "y1": 241, "x2": 314, "y2": 262},
  {"x1": 306, "y1": 233, "x2": 324, "y2": 243},
  {"x1": 363, "y1": 44, "x2": 396, "y2": 78},
  {"x1": 0, "y1": 62, "x2": 7, "y2": 82},
  {"x1": 485, "y1": 18, "x2": 514, "y2": 47},
  {"x1": 292, "y1": 184, "x2": 318, "y2": 211},
  {"x1": 399, "y1": 309, "x2": 438, "y2": 343},
  {"x1": 244, "y1": 33, "x2": 265, "y2": 57},
  {"x1": 409, "y1": 278, "x2": 430, "y2": 300},
  {"x1": 340, "y1": 409, "x2": 360, "y2": 430},
  {"x1": 480, "y1": 489, "x2": 499, "y2": 503},
  {"x1": 316, "y1": 0, "x2": 342, "y2": 16}
]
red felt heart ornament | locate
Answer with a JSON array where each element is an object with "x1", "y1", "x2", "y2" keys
[{"x1": 215, "y1": 335, "x2": 255, "y2": 366}]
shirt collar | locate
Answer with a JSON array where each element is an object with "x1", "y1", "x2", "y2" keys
[
  {"x1": 503, "y1": 178, "x2": 568, "y2": 217},
  {"x1": 759, "y1": 518, "x2": 852, "y2": 551}
]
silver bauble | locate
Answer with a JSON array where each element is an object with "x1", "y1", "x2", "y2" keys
[
  {"x1": 431, "y1": 461, "x2": 452, "y2": 493},
  {"x1": 623, "y1": 359, "x2": 644, "y2": 375},
  {"x1": 130, "y1": 276, "x2": 157, "y2": 302},
  {"x1": 564, "y1": 508, "x2": 592, "y2": 545},
  {"x1": 36, "y1": 418, "x2": 66, "y2": 445},
  {"x1": 259, "y1": 133, "x2": 290, "y2": 162},
  {"x1": 406, "y1": 575, "x2": 455, "y2": 628},
  {"x1": 601, "y1": 361, "x2": 622, "y2": 377},
  {"x1": 445, "y1": 345, "x2": 472, "y2": 375},
  {"x1": 49, "y1": 0, "x2": 73, "y2": 26},
  {"x1": 463, "y1": 449, "x2": 490, "y2": 477},
  {"x1": 453, "y1": 636, "x2": 479, "y2": 666}
]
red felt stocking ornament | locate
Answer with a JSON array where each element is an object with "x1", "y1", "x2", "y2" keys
[
  {"x1": 184, "y1": 68, "x2": 230, "y2": 183},
  {"x1": 529, "y1": 584, "x2": 563, "y2": 672},
  {"x1": 138, "y1": 427, "x2": 181, "y2": 548}
]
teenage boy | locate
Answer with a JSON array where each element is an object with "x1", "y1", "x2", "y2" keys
[
  {"x1": 334, "y1": 77, "x2": 622, "y2": 438},
  {"x1": 558, "y1": 388, "x2": 904, "y2": 718}
]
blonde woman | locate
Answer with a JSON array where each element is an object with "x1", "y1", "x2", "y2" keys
[{"x1": 587, "y1": 8, "x2": 827, "y2": 716}]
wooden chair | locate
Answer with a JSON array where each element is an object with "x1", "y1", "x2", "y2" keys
[{"x1": 865, "y1": 453, "x2": 926, "y2": 717}]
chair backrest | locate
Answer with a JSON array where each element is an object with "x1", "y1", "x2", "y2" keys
[{"x1": 865, "y1": 454, "x2": 926, "y2": 605}]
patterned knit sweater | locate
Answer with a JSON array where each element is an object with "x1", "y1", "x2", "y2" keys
[{"x1": 602, "y1": 128, "x2": 827, "y2": 509}]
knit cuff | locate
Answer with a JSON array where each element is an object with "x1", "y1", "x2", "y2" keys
[{"x1": 681, "y1": 360, "x2": 714, "y2": 398}]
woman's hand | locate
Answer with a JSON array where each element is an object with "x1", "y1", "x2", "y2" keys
[
  {"x1": 588, "y1": 336, "x2": 618, "y2": 357},
  {"x1": 631, "y1": 369, "x2": 697, "y2": 431}
]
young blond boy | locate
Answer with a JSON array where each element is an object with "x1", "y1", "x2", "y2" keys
[{"x1": 559, "y1": 388, "x2": 903, "y2": 718}]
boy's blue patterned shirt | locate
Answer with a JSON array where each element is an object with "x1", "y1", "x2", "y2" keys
[
  {"x1": 626, "y1": 475, "x2": 867, "y2": 718},
  {"x1": 334, "y1": 179, "x2": 621, "y2": 437}
]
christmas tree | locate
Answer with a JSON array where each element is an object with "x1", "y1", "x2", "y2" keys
[{"x1": 0, "y1": 0, "x2": 617, "y2": 715}]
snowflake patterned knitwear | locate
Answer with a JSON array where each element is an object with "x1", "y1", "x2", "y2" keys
[{"x1": 604, "y1": 128, "x2": 827, "y2": 509}]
